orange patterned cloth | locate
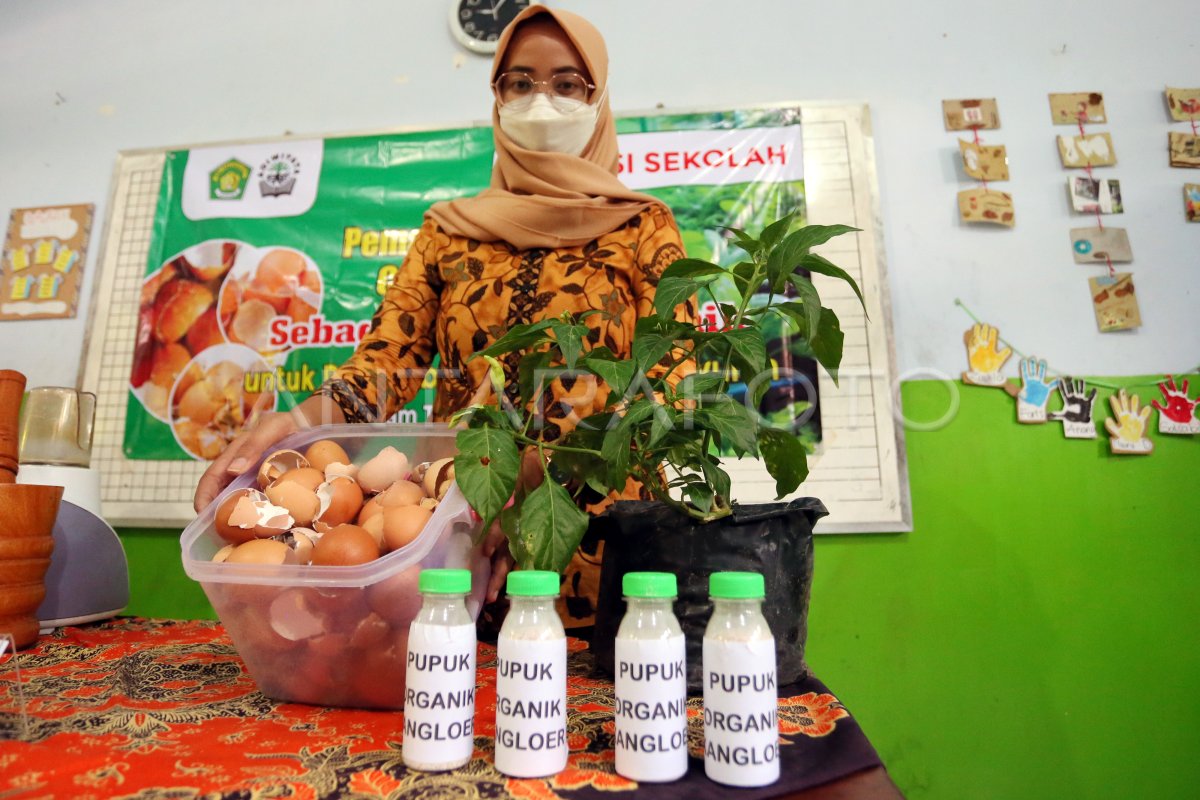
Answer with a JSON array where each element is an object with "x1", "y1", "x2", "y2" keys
[{"x1": 1, "y1": 618, "x2": 881, "y2": 799}]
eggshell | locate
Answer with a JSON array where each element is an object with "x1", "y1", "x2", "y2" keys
[
  {"x1": 314, "y1": 477, "x2": 364, "y2": 528},
  {"x1": 304, "y1": 439, "x2": 351, "y2": 472},
  {"x1": 271, "y1": 466, "x2": 325, "y2": 492},
  {"x1": 356, "y1": 496, "x2": 384, "y2": 525},
  {"x1": 177, "y1": 378, "x2": 223, "y2": 426},
  {"x1": 230, "y1": 298, "x2": 277, "y2": 350},
  {"x1": 310, "y1": 524, "x2": 380, "y2": 566},
  {"x1": 311, "y1": 588, "x2": 370, "y2": 629},
  {"x1": 230, "y1": 603, "x2": 298, "y2": 654},
  {"x1": 269, "y1": 588, "x2": 327, "y2": 641},
  {"x1": 264, "y1": 481, "x2": 320, "y2": 527},
  {"x1": 365, "y1": 565, "x2": 424, "y2": 626},
  {"x1": 379, "y1": 479, "x2": 425, "y2": 508},
  {"x1": 153, "y1": 279, "x2": 214, "y2": 343},
  {"x1": 382, "y1": 505, "x2": 432, "y2": 552},
  {"x1": 360, "y1": 514, "x2": 385, "y2": 550},
  {"x1": 215, "y1": 488, "x2": 267, "y2": 544},
  {"x1": 257, "y1": 248, "x2": 307, "y2": 292},
  {"x1": 225, "y1": 539, "x2": 298, "y2": 565},
  {"x1": 350, "y1": 645, "x2": 407, "y2": 709},
  {"x1": 422, "y1": 457, "x2": 456, "y2": 500},
  {"x1": 288, "y1": 529, "x2": 317, "y2": 564},
  {"x1": 348, "y1": 612, "x2": 392, "y2": 651},
  {"x1": 149, "y1": 342, "x2": 191, "y2": 389},
  {"x1": 324, "y1": 462, "x2": 359, "y2": 481},
  {"x1": 257, "y1": 450, "x2": 310, "y2": 488},
  {"x1": 356, "y1": 446, "x2": 410, "y2": 494},
  {"x1": 212, "y1": 544, "x2": 236, "y2": 563}
]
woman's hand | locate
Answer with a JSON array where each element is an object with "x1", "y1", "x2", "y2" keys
[{"x1": 193, "y1": 395, "x2": 344, "y2": 513}]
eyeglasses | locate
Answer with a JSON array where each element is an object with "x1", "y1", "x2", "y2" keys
[{"x1": 493, "y1": 71, "x2": 595, "y2": 110}]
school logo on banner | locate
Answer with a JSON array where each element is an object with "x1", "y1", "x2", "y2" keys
[{"x1": 183, "y1": 140, "x2": 324, "y2": 220}]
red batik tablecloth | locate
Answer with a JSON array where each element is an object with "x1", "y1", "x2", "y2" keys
[{"x1": 0, "y1": 618, "x2": 883, "y2": 799}]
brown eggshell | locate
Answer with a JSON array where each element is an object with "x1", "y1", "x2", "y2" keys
[
  {"x1": 311, "y1": 587, "x2": 370, "y2": 630},
  {"x1": 186, "y1": 307, "x2": 225, "y2": 352},
  {"x1": 356, "y1": 447, "x2": 411, "y2": 495},
  {"x1": 230, "y1": 298, "x2": 278, "y2": 350},
  {"x1": 379, "y1": 479, "x2": 425, "y2": 508},
  {"x1": 310, "y1": 524, "x2": 380, "y2": 566},
  {"x1": 154, "y1": 279, "x2": 214, "y2": 343},
  {"x1": 356, "y1": 496, "x2": 384, "y2": 525},
  {"x1": 232, "y1": 604, "x2": 300, "y2": 655},
  {"x1": 287, "y1": 296, "x2": 317, "y2": 323},
  {"x1": 348, "y1": 612, "x2": 392, "y2": 651},
  {"x1": 212, "y1": 544, "x2": 236, "y2": 563},
  {"x1": 264, "y1": 481, "x2": 320, "y2": 527},
  {"x1": 270, "y1": 466, "x2": 324, "y2": 493},
  {"x1": 315, "y1": 477, "x2": 364, "y2": 528},
  {"x1": 149, "y1": 342, "x2": 192, "y2": 389},
  {"x1": 256, "y1": 248, "x2": 307, "y2": 292},
  {"x1": 225, "y1": 538, "x2": 298, "y2": 565},
  {"x1": 360, "y1": 514, "x2": 385, "y2": 550},
  {"x1": 365, "y1": 566, "x2": 424, "y2": 626},
  {"x1": 422, "y1": 457, "x2": 456, "y2": 500},
  {"x1": 304, "y1": 440, "x2": 351, "y2": 473},
  {"x1": 214, "y1": 488, "x2": 266, "y2": 544},
  {"x1": 269, "y1": 588, "x2": 327, "y2": 641},
  {"x1": 257, "y1": 450, "x2": 310, "y2": 488},
  {"x1": 176, "y1": 378, "x2": 223, "y2": 426},
  {"x1": 349, "y1": 644, "x2": 407, "y2": 709},
  {"x1": 382, "y1": 505, "x2": 432, "y2": 552},
  {"x1": 242, "y1": 283, "x2": 291, "y2": 315},
  {"x1": 307, "y1": 631, "x2": 352, "y2": 660}
]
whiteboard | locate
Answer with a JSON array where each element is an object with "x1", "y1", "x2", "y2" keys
[{"x1": 80, "y1": 104, "x2": 910, "y2": 531}]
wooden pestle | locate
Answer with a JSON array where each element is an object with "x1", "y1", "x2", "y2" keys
[{"x1": 0, "y1": 369, "x2": 26, "y2": 483}]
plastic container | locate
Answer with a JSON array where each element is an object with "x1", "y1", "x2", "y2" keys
[{"x1": 180, "y1": 423, "x2": 489, "y2": 709}]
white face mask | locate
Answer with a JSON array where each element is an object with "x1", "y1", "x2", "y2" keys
[{"x1": 498, "y1": 92, "x2": 601, "y2": 156}]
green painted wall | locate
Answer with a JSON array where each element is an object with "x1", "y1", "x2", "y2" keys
[{"x1": 117, "y1": 377, "x2": 1200, "y2": 799}]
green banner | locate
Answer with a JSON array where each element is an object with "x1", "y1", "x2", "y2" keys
[{"x1": 126, "y1": 107, "x2": 810, "y2": 460}]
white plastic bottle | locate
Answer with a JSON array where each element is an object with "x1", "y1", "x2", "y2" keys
[
  {"x1": 702, "y1": 571, "x2": 779, "y2": 787},
  {"x1": 402, "y1": 568, "x2": 477, "y2": 772},
  {"x1": 613, "y1": 571, "x2": 688, "y2": 782},
  {"x1": 494, "y1": 570, "x2": 568, "y2": 777}
]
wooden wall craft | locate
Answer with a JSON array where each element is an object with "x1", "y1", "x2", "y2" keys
[
  {"x1": 947, "y1": 98, "x2": 1013, "y2": 227},
  {"x1": 1015, "y1": 357, "x2": 1058, "y2": 424},
  {"x1": 1104, "y1": 389, "x2": 1154, "y2": 454},
  {"x1": 1151, "y1": 376, "x2": 1200, "y2": 435},
  {"x1": 1049, "y1": 377, "x2": 1097, "y2": 439},
  {"x1": 961, "y1": 323, "x2": 1012, "y2": 387}
]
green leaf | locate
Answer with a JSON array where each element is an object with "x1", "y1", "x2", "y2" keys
[
  {"x1": 472, "y1": 319, "x2": 555, "y2": 359},
  {"x1": 720, "y1": 226, "x2": 762, "y2": 258},
  {"x1": 800, "y1": 252, "x2": 867, "y2": 315},
  {"x1": 632, "y1": 317, "x2": 689, "y2": 373},
  {"x1": 699, "y1": 456, "x2": 732, "y2": 504},
  {"x1": 696, "y1": 395, "x2": 758, "y2": 456},
  {"x1": 647, "y1": 406, "x2": 678, "y2": 448},
  {"x1": 757, "y1": 426, "x2": 810, "y2": 498},
  {"x1": 787, "y1": 274, "x2": 823, "y2": 340},
  {"x1": 766, "y1": 224, "x2": 860, "y2": 293},
  {"x1": 725, "y1": 328, "x2": 768, "y2": 381},
  {"x1": 809, "y1": 306, "x2": 845, "y2": 386},
  {"x1": 768, "y1": 301, "x2": 811, "y2": 339},
  {"x1": 501, "y1": 499, "x2": 528, "y2": 566},
  {"x1": 454, "y1": 428, "x2": 520, "y2": 532},
  {"x1": 518, "y1": 479, "x2": 590, "y2": 572},
  {"x1": 581, "y1": 350, "x2": 637, "y2": 400},
  {"x1": 660, "y1": 258, "x2": 728, "y2": 282},
  {"x1": 759, "y1": 212, "x2": 796, "y2": 252},
  {"x1": 683, "y1": 479, "x2": 715, "y2": 514},
  {"x1": 676, "y1": 371, "x2": 726, "y2": 402},
  {"x1": 549, "y1": 320, "x2": 589, "y2": 370},
  {"x1": 730, "y1": 261, "x2": 759, "y2": 297},
  {"x1": 518, "y1": 350, "x2": 555, "y2": 408},
  {"x1": 653, "y1": 275, "x2": 701, "y2": 318}
]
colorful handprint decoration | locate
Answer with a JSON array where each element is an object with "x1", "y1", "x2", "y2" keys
[
  {"x1": 1152, "y1": 376, "x2": 1200, "y2": 435},
  {"x1": 1049, "y1": 377, "x2": 1097, "y2": 439},
  {"x1": 1016, "y1": 357, "x2": 1058, "y2": 423},
  {"x1": 1105, "y1": 389, "x2": 1153, "y2": 455},
  {"x1": 962, "y1": 323, "x2": 1012, "y2": 387}
]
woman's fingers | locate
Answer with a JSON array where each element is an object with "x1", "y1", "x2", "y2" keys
[
  {"x1": 192, "y1": 412, "x2": 301, "y2": 512},
  {"x1": 487, "y1": 548, "x2": 515, "y2": 603},
  {"x1": 194, "y1": 430, "x2": 253, "y2": 512}
]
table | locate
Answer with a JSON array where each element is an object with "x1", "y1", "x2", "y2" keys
[{"x1": 0, "y1": 618, "x2": 900, "y2": 799}]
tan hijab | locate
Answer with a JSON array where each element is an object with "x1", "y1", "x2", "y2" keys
[{"x1": 425, "y1": 5, "x2": 663, "y2": 250}]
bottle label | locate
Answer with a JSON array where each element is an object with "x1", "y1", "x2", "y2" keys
[
  {"x1": 402, "y1": 621, "x2": 477, "y2": 769},
  {"x1": 494, "y1": 637, "x2": 568, "y2": 777},
  {"x1": 702, "y1": 637, "x2": 780, "y2": 787},
  {"x1": 614, "y1": 635, "x2": 688, "y2": 782}
]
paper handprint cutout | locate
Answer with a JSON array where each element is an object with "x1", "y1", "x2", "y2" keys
[
  {"x1": 1049, "y1": 377, "x2": 1097, "y2": 439},
  {"x1": 1152, "y1": 376, "x2": 1200, "y2": 435},
  {"x1": 1016, "y1": 357, "x2": 1058, "y2": 423},
  {"x1": 962, "y1": 323, "x2": 1012, "y2": 387},
  {"x1": 1105, "y1": 389, "x2": 1153, "y2": 455}
]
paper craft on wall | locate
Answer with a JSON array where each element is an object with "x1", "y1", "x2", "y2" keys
[
  {"x1": 1, "y1": 204, "x2": 94, "y2": 321},
  {"x1": 1049, "y1": 377, "x2": 1097, "y2": 439},
  {"x1": 1088, "y1": 272, "x2": 1141, "y2": 332},
  {"x1": 1015, "y1": 357, "x2": 1057, "y2": 424},
  {"x1": 958, "y1": 188, "x2": 1015, "y2": 226},
  {"x1": 1168, "y1": 132, "x2": 1200, "y2": 168},
  {"x1": 1049, "y1": 92, "x2": 1106, "y2": 125},
  {"x1": 1070, "y1": 177, "x2": 1123, "y2": 214},
  {"x1": 1104, "y1": 389, "x2": 1154, "y2": 455},
  {"x1": 943, "y1": 98, "x2": 1000, "y2": 131},
  {"x1": 1058, "y1": 132, "x2": 1117, "y2": 168},
  {"x1": 961, "y1": 323, "x2": 1012, "y2": 387},
  {"x1": 959, "y1": 140, "x2": 1009, "y2": 180},
  {"x1": 1165, "y1": 87, "x2": 1200, "y2": 121},
  {"x1": 1185, "y1": 184, "x2": 1200, "y2": 222},
  {"x1": 1151, "y1": 376, "x2": 1200, "y2": 435},
  {"x1": 1070, "y1": 227, "x2": 1132, "y2": 263}
]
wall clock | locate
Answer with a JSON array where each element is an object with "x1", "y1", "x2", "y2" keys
[{"x1": 448, "y1": 0, "x2": 541, "y2": 55}]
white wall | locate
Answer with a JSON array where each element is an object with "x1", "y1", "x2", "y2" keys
[{"x1": 2, "y1": 0, "x2": 1197, "y2": 389}]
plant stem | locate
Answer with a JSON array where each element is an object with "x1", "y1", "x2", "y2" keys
[{"x1": 511, "y1": 431, "x2": 601, "y2": 457}]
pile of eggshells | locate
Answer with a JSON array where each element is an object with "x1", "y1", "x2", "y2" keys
[{"x1": 211, "y1": 440, "x2": 456, "y2": 567}]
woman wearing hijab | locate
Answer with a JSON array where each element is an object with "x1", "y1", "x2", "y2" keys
[{"x1": 195, "y1": 6, "x2": 690, "y2": 629}]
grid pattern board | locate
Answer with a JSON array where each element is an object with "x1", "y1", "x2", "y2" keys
[
  {"x1": 724, "y1": 106, "x2": 910, "y2": 531},
  {"x1": 82, "y1": 152, "x2": 208, "y2": 526},
  {"x1": 83, "y1": 106, "x2": 909, "y2": 530}
]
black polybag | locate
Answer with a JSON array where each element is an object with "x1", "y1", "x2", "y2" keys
[{"x1": 590, "y1": 497, "x2": 827, "y2": 693}]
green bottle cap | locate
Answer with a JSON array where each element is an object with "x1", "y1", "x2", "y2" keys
[
  {"x1": 709, "y1": 571, "x2": 765, "y2": 599},
  {"x1": 418, "y1": 568, "x2": 471, "y2": 594},
  {"x1": 623, "y1": 572, "x2": 678, "y2": 598},
  {"x1": 506, "y1": 570, "x2": 559, "y2": 597}
]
